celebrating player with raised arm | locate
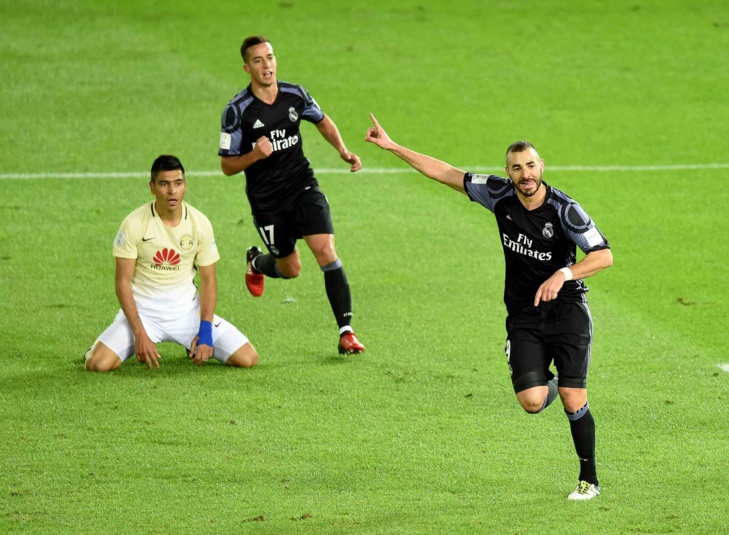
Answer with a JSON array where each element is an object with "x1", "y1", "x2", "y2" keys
[{"x1": 365, "y1": 114, "x2": 612, "y2": 500}]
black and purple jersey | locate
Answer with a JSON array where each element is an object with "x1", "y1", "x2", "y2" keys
[
  {"x1": 219, "y1": 81, "x2": 325, "y2": 212},
  {"x1": 464, "y1": 173, "x2": 610, "y2": 313}
]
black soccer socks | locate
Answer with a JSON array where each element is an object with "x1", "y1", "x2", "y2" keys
[
  {"x1": 252, "y1": 253, "x2": 285, "y2": 278},
  {"x1": 566, "y1": 403, "x2": 598, "y2": 486},
  {"x1": 538, "y1": 376, "x2": 560, "y2": 412},
  {"x1": 322, "y1": 259, "x2": 353, "y2": 331}
]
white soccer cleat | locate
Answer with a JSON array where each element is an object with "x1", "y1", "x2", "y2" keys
[{"x1": 568, "y1": 480, "x2": 601, "y2": 501}]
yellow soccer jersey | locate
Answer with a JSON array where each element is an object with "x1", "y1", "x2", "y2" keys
[{"x1": 112, "y1": 201, "x2": 219, "y2": 311}]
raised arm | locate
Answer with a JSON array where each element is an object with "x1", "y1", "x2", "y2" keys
[
  {"x1": 315, "y1": 115, "x2": 362, "y2": 172},
  {"x1": 365, "y1": 113, "x2": 467, "y2": 194}
]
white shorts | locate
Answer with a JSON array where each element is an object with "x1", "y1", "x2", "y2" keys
[{"x1": 94, "y1": 304, "x2": 249, "y2": 364}]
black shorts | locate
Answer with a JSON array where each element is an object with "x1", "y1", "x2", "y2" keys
[
  {"x1": 251, "y1": 187, "x2": 334, "y2": 258},
  {"x1": 504, "y1": 299, "x2": 593, "y2": 393}
]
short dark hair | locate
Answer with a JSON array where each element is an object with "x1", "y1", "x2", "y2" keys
[
  {"x1": 505, "y1": 140, "x2": 537, "y2": 165},
  {"x1": 150, "y1": 155, "x2": 185, "y2": 182},
  {"x1": 240, "y1": 35, "x2": 271, "y2": 63}
]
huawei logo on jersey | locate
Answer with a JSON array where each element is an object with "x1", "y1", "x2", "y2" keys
[
  {"x1": 151, "y1": 248, "x2": 181, "y2": 271},
  {"x1": 154, "y1": 248, "x2": 180, "y2": 265}
]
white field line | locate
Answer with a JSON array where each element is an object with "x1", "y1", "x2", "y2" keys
[
  {"x1": 1, "y1": 163, "x2": 729, "y2": 180},
  {"x1": 718, "y1": 364, "x2": 729, "y2": 373}
]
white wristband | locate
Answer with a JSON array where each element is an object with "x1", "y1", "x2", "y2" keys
[{"x1": 559, "y1": 267, "x2": 573, "y2": 281}]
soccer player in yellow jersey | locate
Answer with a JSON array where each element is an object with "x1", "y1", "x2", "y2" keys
[{"x1": 85, "y1": 155, "x2": 259, "y2": 372}]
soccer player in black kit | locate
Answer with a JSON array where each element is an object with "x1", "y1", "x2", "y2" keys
[
  {"x1": 365, "y1": 114, "x2": 613, "y2": 500},
  {"x1": 218, "y1": 35, "x2": 364, "y2": 355}
]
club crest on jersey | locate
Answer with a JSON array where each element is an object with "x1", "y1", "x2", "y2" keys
[
  {"x1": 288, "y1": 107, "x2": 298, "y2": 122},
  {"x1": 542, "y1": 223, "x2": 554, "y2": 238},
  {"x1": 179, "y1": 235, "x2": 194, "y2": 251}
]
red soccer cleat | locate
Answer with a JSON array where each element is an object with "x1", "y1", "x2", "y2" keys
[
  {"x1": 245, "y1": 246, "x2": 265, "y2": 297},
  {"x1": 338, "y1": 332, "x2": 365, "y2": 355}
]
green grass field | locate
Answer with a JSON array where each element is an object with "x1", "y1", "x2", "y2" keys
[{"x1": 1, "y1": 0, "x2": 728, "y2": 533}]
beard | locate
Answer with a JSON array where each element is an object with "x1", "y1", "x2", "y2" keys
[{"x1": 513, "y1": 175, "x2": 543, "y2": 197}]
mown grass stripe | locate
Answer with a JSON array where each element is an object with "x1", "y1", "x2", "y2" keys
[{"x1": 2, "y1": 162, "x2": 729, "y2": 180}]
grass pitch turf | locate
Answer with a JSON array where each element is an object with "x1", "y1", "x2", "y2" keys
[{"x1": 1, "y1": 1, "x2": 728, "y2": 533}]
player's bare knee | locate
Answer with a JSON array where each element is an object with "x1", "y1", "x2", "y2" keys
[
  {"x1": 558, "y1": 387, "x2": 587, "y2": 413},
  {"x1": 238, "y1": 350, "x2": 259, "y2": 368},
  {"x1": 85, "y1": 354, "x2": 118, "y2": 372},
  {"x1": 514, "y1": 375, "x2": 549, "y2": 413},
  {"x1": 226, "y1": 344, "x2": 259, "y2": 368},
  {"x1": 305, "y1": 235, "x2": 337, "y2": 266},
  {"x1": 561, "y1": 396, "x2": 587, "y2": 413},
  {"x1": 84, "y1": 356, "x2": 101, "y2": 372},
  {"x1": 318, "y1": 245, "x2": 337, "y2": 262},
  {"x1": 520, "y1": 397, "x2": 546, "y2": 414},
  {"x1": 85, "y1": 359, "x2": 111, "y2": 372},
  {"x1": 277, "y1": 259, "x2": 301, "y2": 278},
  {"x1": 85, "y1": 343, "x2": 121, "y2": 372}
]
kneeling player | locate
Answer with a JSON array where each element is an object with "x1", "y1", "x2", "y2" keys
[{"x1": 85, "y1": 155, "x2": 258, "y2": 371}]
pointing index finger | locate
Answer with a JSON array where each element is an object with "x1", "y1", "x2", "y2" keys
[{"x1": 369, "y1": 113, "x2": 381, "y2": 130}]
